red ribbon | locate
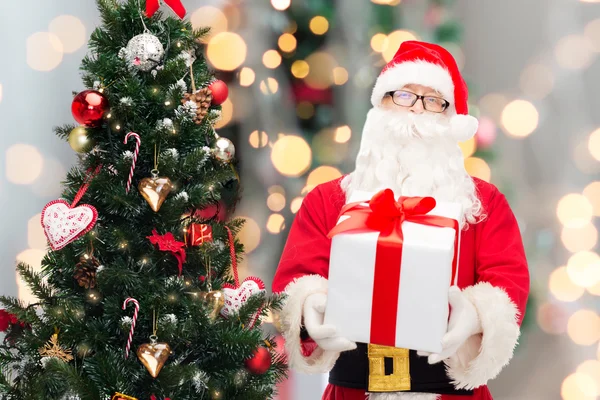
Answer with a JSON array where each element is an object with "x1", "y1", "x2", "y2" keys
[
  {"x1": 327, "y1": 189, "x2": 459, "y2": 347},
  {"x1": 146, "y1": 0, "x2": 186, "y2": 19}
]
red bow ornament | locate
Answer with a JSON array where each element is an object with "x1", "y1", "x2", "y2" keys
[
  {"x1": 147, "y1": 229, "x2": 187, "y2": 276},
  {"x1": 146, "y1": 0, "x2": 186, "y2": 19}
]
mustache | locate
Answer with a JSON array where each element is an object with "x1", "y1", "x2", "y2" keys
[{"x1": 371, "y1": 109, "x2": 451, "y2": 140}]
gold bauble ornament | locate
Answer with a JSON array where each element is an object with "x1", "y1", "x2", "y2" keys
[
  {"x1": 138, "y1": 170, "x2": 173, "y2": 212},
  {"x1": 68, "y1": 126, "x2": 95, "y2": 153},
  {"x1": 136, "y1": 336, "x2": 171, "y2": 378},
  {"x1": 200, "y1": 290, "x2": 225, "y2": 321}
]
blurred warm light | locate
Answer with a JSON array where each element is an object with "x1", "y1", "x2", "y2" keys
[
  {"x1": 562, "y1": 373, "x2": 597, "y2": 400},
  {"x1": 577, "y1": 360, "x2": 600, "y2": 396},
  {"x1": 371, "y1": 0, "x2": 402, "y2": 5},
  {"x1": 334, "y1": 125, "x2": 352, "y2": 143},
  {"x1": 519, "y1": 64, "x2": 554, "y2": 99},
  {"x1": 567, "y1": 251, "x2": 600, "y2": 288},
  {"x1": 249, "y1": 130, "x2": 269, "y2": 148},
  {"x1": 16, "y1": 249, "x2": 46, "y2": 304},
  {"x1": 588, "y1": 280, "x2": 600, "y2": 296},
  {"x1": 291, "y1": 60, "x2": 310, "y2": 78},
  {"x1": 464, "y1": 157, "x2": 491, "y2": 182},
  {"x1": 537, "y1": 302, "x2": 569, "y2": 335},
  {"x1": 49, "y1": 15, "x2": 86, "y2": 54},
  {"x1": 333, "y1": 67, "x2": 349, "y2": 85},
  {"x1": 268, "y1": 185, "x2": 285, "y2": 195},
  {"x1": 305, "y1": 51, "x2": 337, "y2": 89},
  {"x1": 555, "y1": 35, "x2": 596, "y2": 70},
  {"x1": 239, "y1": 67, "x2": 255, "y2": 87},
  {"x1": 309, "y1": 16, "x2": 329, "y2": 35},
  {"x1": 271, "y1": 135, "x2": 312, "y2": 177},
  {"x1": 500, "y1": 100, "x2": 539, "y2": 138},
  {"x1": 549, "y1": 267, "x2": 585, "y2": 302},
  {"x1": 588, "y1": 128, "x2": 600, "y2": 161},
  {"x1": 297, "y1": 101, "x2": 315, "y2": 119},
  {"x1": 557, "y1": 194, "x2": 594, "y2": 228},
  {"x1": 28, "y1": 214, "x2": 47, "y2": 250},
  {"x1": 263, "y1": 50, "x2": 282, "y2": 69},
  {"x1": 6, "y1": 144, "x2": 44, "y2": 184},
  {"x1": 238, "y1": 217, "x2": 261, "y2": 253},
  {"x1": 561, "y1": 223, "x2": 598, "y2": 252},
  {"x1": 266, "y1": 214, "x2": 286, "y2": 234},
  {"x1": 306, "y1": 166, "x2": 343, "y2": 192},
  {"x1": 267, "y1": 193, "x2": 286, "y2": 212},
  {"x1": 271, "y1": 0, "x2": 291, "y2": 11},
  {"x1": 285, "y1": 21, "x2": 298, "y2": 34},
  {"x1": 191, "y1": 6, "x2": 228, "y2": 43},
  {"x1": 214, "y1": 98, "x2": 233, "y2": 129},
  {"x1": 585, "y1": 19, "x2": 600, "y2": 52},
  {"x1": 458, "y1": 137, "x2": 477, "y2": 158},
  {"x1": 27, "y1": 32, "x2": 64, "y2": 71},
  {"x1": 568, "y1": 309, "x2": 600, "y2": 345},
  {"x1": 371, "y1": 33, "x2": 388, "y2": 52},
  {"x1": 382, "y1": 30, "x2": 418, "y2": 62},
  {"x1": 478, "y1": 93, "x2": 508, "y2": 121},
  {"x1": 278, "y1": 33, "x2": 297, "y2": 53},
  {"x1": 290, "y1": 197, "x2": 304, "y2": 214},
  {"x1": 207, "y1": 32, "x2": 246, "y2": 71},
  {"x1": 583, "y1": 181, "x2": 600, "y2": 216},
  {"x1": 259, "y1": 78, "x2": 279, "y2": 95}
]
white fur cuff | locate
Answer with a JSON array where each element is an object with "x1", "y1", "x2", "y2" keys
[
  {"x1": 445, "y1": 282, "x2": 520, "y2": 390},
  {"x1": 280, "y1": 274, "x2": 340, "y2": 374}
]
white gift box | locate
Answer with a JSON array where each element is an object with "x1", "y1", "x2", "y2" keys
[{"x1": 324, "y1": 190, "x2": 462, "y2": 353}]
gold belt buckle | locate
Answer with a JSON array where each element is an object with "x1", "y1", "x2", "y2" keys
[{"x1": 368, "y1": 344, "x2": 411, "y2": 392}]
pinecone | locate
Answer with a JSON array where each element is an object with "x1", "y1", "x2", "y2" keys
[
  {"x1": 74, "y1": 256, "x2": 100, "y2": 289},
  {"x1": 181, "y1": 87, "x2": 213, "y2": 125}
]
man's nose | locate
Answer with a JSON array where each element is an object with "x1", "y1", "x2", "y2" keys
[{"x1": 409, "y1": 100, "x2": 425, "y2": 114}]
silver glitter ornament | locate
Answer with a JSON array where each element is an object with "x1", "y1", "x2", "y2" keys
[
  {"x1": 124, "y1": 33, "x2": 165, "y2": 72},
  {"x1": 212, "y1": 137, "x2": 235, "y2": 163}
]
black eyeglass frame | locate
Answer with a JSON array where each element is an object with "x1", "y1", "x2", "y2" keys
[{"x1": 385, "y1": 90, "x2": 450, "y2": 113}]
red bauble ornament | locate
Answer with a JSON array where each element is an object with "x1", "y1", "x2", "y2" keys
[
  {"x1": 72, "y1": 90, "x2": 109, "y2": 126},
  {"x1": 245, "y1": 347, "x2": 271, "y2": 375},
  {"x1": 208, "y1": 80, "x2": 229, "y2": 106},
  {"x1": 193, "y1": 202, "x2": 227, "y2": 222}
]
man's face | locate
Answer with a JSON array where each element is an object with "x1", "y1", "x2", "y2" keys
[{"x1": 380, "y1": 84, "x2": 449, "y2": 115}]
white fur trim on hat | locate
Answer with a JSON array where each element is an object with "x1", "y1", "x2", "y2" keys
[
  {"x1": 371, "y1": 60, "x2": 455, "y2": 108},
  {"x1": 279, "y1": 274, "x2": 340, "y2": 374},
  {"x1": 445, "y1": 282, "x2": 521, "y2": 390},
  {"x1": 449, "y1": 114, "x2": 479, "y2": 142}
]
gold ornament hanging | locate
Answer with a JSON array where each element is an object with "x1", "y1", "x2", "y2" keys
[
  {"x1": 68, "y1": 126, "x2": 96, "y2": 153},
  {"x1": 39, "y1": 332, "x2": 74, "y2": 362},
  {"x1": 137, "y1": 310, "x2": 171, "y2": 378},
  {"x1": 138, "y1": 172, "x2": 173, "y2": 212}
]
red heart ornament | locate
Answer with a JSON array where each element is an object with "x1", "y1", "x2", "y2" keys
[
  {"x1": 41, "y1": 200, "x2": 98, "y2": 251},
  {"x1": 221, "y1": 277, "x2": 266, "y2": 328}
]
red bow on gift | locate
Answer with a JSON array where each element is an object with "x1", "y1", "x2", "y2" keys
[
  {"x1": 147, "y1": 229, "x2": 187, "y2": 276},
  {"x1": 146, "y1": 0, "x2": 186, "y2": 19},
  {"x1": 327, "y1": 189, "x2": 460, "y2": 347}
]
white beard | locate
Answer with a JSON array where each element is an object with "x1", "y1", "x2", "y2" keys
[{"x1": 342, "y1": 107, "x2": 483, "y2": 227}]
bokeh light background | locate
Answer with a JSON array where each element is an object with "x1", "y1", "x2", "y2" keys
[{"x1": 1, "y1": 0, "x2": 600, "y2": 399}]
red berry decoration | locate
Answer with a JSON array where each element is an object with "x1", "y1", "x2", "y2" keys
[
  {"x1": 244, "y1": 346, "x2": 271, "y2": 375},
  {"x1": 208, "y1": 80, "x2": 228, "y2": 106},
  {"x1": 72, "y1": 90, "x2": 109, "y2": 126}
]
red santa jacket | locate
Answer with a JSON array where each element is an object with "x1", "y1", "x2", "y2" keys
[{"x1": 272, "y1": 177, "x2": 529, "y2": 400}]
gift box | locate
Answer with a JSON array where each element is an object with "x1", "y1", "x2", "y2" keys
[{"x1": 324, "y1": 189, "x2": 462, "y2": 353}]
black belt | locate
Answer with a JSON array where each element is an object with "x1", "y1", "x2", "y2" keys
[{"x1": 329, "y1": 343, "x2": 473, "y2": 395}]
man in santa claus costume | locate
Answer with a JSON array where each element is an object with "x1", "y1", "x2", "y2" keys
[{"x1": 272, "y1": 40, "x2": 529, "y2": 400}]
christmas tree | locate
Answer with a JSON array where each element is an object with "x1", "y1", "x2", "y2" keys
[{"x1": 0, "y1": 1, "x2": 286, "y2": 399}]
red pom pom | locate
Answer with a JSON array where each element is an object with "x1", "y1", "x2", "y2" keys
[
  {"x1": 0, "y1": 310, "x2": 11, "y2": 332},
  {"x1": 245, "y1": 347, "x2": 271, "y2": 375},
  {"x1": 72, "y1": 90, "x2": 109, "y2": 126},
  {"x1": 208, "y1": 80, "x2": 229, "y2": 106}
]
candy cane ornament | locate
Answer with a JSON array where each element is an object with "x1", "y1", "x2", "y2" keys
[
  {"x1": 122, "y1": 297, "x2": 140, "y2": 358},
  {"x1": 123, "y1": 132, "x2": 141, "y2": 193}
]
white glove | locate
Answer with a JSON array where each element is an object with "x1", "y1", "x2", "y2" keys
[
  {"x1": 303, "y1": 293, "x2": 357, "y2": 352},
  {"x1": 418, "y1": 286, "x2": 482, "y2": 364}
]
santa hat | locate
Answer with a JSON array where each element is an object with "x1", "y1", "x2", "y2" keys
[{"x1": 371, "y1": 40, "x2": 479, "y2": 142}]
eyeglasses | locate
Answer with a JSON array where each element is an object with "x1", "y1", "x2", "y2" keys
[{"x1": 386, "y1": 90, "x2": 450, "y2": 113}]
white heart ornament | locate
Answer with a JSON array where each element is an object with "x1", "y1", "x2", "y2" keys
[
  {"x1": 220, "y1": 277, "x2": 266, "y2": 328},
  {"x1": 41, "y1": 200, "x2": 98, "y2": 251}
]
